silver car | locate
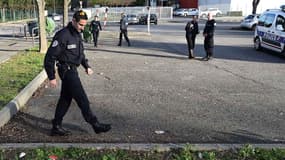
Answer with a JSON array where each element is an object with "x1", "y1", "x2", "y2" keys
[
  {"x1": 240, "y1": 14, "x2": 259, "y2": 30},
  {"x1": 127, "y1": 14, "x2": 138, "y2": 24}
]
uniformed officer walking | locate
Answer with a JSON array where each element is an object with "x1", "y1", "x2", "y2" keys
[
  {"x1": 89, "y1": 15, "x2": 102, "y2": 47},
  {"x1": 44, "y1": 10, "x2": 111, "y2": 136},
  {"x1": 203, "y1": 13, "x2": 216, "y2": 60},
  {"x1": 118, "y1": 13, "x2": 131, "y2": 46},
  {"x1": 185, "y1": 15, "x2": 199, "y2": 59}
]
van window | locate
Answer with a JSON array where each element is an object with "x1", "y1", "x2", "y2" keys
[
  {"x1": 264, "y1": 13, "x2": 275, "y2": 28},
  {"x1": 276, "y1": 15, "x2": 285, "y2": 31},
  {"x1": 258, "y1": 14, "x2": 266, "y2": 26}
]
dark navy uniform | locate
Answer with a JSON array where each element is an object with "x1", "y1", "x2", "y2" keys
[
  {"x1": 89, "y1": 19, "x2": 102, "y2": 47},
  {"x1": 44, "y1": 20, "x2": 110, "y2": 136},
  {"x1": 185, "y1": 19, "x2": 199, "y2": 59},
  {"x1": 203, "y1": 19, "x2": 216, "y2": 59}
]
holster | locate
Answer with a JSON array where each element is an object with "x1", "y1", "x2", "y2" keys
[{"x1": 56, "y1": 63, "x2": 77, "y2": 80}]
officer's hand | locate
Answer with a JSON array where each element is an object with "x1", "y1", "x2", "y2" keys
[
  {"x1": 86, "y1": 68, "x2": 94, "y2": 75},
  {"x1": 49, "y1": 79, "x2": 57, "y2": 88}
]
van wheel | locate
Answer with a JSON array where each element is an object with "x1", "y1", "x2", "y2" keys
[{"x1": 254, "y1": 37, "x2": 262, "y2": 51}]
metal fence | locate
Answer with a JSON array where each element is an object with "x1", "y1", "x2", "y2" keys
[
  {"x1": 84, "y1": 6, "x2": 173, "y2": 22},
  {"x1": 0, "y1": 8, "x2": 37, "y2": 23}
]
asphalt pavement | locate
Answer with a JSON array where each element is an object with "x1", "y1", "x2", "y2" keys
[{"x1": 1, "y1": 18, "x2": 285, "y2": 150}]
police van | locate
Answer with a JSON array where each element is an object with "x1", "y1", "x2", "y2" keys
[{"x1": 254, "y1": 5, "x2": 285, "y2": 53}]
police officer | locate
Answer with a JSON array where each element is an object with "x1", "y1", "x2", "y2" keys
[
  {"x1": 185, "y1": 15, "x2": 199, "y2": 59},
  {"x1": 203, "y1": 13, "x2": 216, "y2": 60},
  {"x1": 118, "y1": 13, "x2": 131, "y2": 46},
  {"x1": 44, "y1": 10, "x2": 111, "y2": 136},
  {"x1": 89, "y1": 15, "x2": 102, "y2": 47}
]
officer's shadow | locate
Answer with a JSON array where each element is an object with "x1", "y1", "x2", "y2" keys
[{"x1": 12, "y1": 112, "x2": 88, "y2": 136}]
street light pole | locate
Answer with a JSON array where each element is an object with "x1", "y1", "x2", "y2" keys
[{"x1": 53, "y1": 0, "x2": 56, "y2": 13}]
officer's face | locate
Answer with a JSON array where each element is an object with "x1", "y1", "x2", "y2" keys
[{"x1": 73, "y1": 19, "x2": 87, "y2": 33}]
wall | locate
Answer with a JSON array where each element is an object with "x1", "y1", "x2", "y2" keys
[
  {"x1": 179, "y1": 0, "x2": 198, "y2": 8},
  {"x1": 198, "y1": 0, "x2": 285, "y2": 16}
]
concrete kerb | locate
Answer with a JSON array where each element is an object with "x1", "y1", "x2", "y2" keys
[
  {"x1": 0, "y1": 70, "x2": 47, "y2": 128},
  {"x1": 1, "y1": 143, "x2": 285, "y2": 151}
]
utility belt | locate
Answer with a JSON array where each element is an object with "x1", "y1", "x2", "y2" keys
[
  {"x1": 56, "y1": 62, "x2": 78, "y2": 80},
  {"x1": 56, "y1": 62, "x2": 77, "y2": 70}
]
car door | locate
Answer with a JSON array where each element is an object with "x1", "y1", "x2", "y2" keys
[
  {"x1": 258, "y1": 13, "x2": 278, "y2": 51},
  {"x1": 273, "y1": 14, "x2": 285, "y2": 52}
]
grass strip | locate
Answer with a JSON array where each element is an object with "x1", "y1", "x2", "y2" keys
[
  {"x1": 0, "y1": 47, "x2": 44, "y2": 109},
  {"x1": 0, "y1": 144, "x2": 285, "y2": 159}
]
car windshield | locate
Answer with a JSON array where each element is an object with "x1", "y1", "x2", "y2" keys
[
  {"x1": 245, "y1": 15, "x2": 255, "y2": 20},
  {"x1": 128, "y1": 15, "x2": 136, "y2": 18}
]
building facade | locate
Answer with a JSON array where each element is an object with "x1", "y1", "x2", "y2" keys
[{"x1": 179, "y1": 0, "x2": 198, "y2": 8}]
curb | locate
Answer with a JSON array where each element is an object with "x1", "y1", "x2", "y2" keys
[
  {"x1": 0, "y1": 70, "x2": 47, "y2": 128},
  {"x1": 0, "y1": 143, "x2": 285, "y2": 151}
]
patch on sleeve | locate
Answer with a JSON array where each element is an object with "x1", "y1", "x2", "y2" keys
[{"x1": 52, "y1": 40, "x2": 58, "y2": 47}]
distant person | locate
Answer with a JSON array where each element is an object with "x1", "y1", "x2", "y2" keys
[
  {"x1": 103, "y1": 8, "x2": 108, "y2": 29},
  {"x1": 118, "y1": 13, "x2": 131, "y2": 46},
  {"x1": 185, "y1": 15, "x2": 199, "y2": 59},
  {"x1": 44, "y1": 10, "x2": 111, "y2": 136},
  {"x1": 89, "y1": 15, "x2": 102, "y2": 47},
  {"x1": 203, "y1": 13, "x2": 216, "y2": 60}
]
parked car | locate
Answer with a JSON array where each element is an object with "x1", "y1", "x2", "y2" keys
[
  {"x1": 48, "y1": 13, "x2": 61, "y2": 21},
  {"x1": 138, "y1": 14, "x2": 158, "y2": 25},
  {"x1": 187, "y1": 8, "x2": 199, "y2": 16},
  {"x1": 127, "y1": 14, "x2": 138, "y2": 24},
  {"x1": 173, "y1": 8, "x2": 188, "y2": 16},
  {"x1": 173, "y1": 8, "x2": 199, "y2": 17},
  {"x1": 240, "y1": 14, "x2": 260, "y2": 30},
  {"x1": 199, "y1": 8, "x2": 222, "y2": 18}
]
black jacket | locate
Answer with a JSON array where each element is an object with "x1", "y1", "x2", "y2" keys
[
  {"x1": 203, "y1": 19, "x2": 216, "y2": 37},
  {"x1": 89, "y1": 20, "x2": 102, "y2": 33},
  {"x1": 44, "y1": 22, "x2": 90, "y2": 80},
  {"x1": 185, "y1": 20, "x2": 199, "y2": 36}
]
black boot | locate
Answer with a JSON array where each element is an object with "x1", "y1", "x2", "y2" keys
[
  {"x1": 50, "y1": 120, "x2": 71, "y2": 136},
  {"x1": 91, "y1": 122, "x2": 111, "y2": 134},
  {"x1": 188, "y1": 49, "x2": 194, "y2": 59},
  {"x1": 50, "y1": 125, "x2": 71, "y2": 136}
]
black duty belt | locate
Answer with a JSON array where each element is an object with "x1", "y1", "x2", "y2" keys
[{"x1": 57, "y1": 62, "x2": 77, "y2": 70}]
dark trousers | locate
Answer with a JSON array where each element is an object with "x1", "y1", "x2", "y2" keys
[
  {"x1": 186, "y1": 35, "x2": 195, "y2": 51},
  {"x1": 118, "y1": 29, "x2": 130, "y2": 45},
  {"x1": 204, "y1": 36, "x2": 214, "y2": 57},
  {"x1": 53, "y1": 68, "x2": 97, "y2": 125},
  {"x1": 92, "y1": 31, "x2": 99, "y2": 46}
]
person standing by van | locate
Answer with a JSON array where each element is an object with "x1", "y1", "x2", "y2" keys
[
  {"x1": 185, "y1": 15, "x2": 199, "y2": 59},
  {"x1": 203, "y1": 13, "x2": 216, "y2": 60}
]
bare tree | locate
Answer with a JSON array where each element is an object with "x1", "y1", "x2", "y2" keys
[
  {"x1": 36, "y1": 0, "x2": 48, "y2": 53},
  {"x1": 63, "y1": 0, "x2": 71, "y2": 26},
  {"x1": 252, "y1": 0, "x2": 260, "y2": 14}
]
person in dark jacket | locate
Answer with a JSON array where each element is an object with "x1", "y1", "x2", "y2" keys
[
  {"x1": 89, "y1": 15, "x2": 102, "y2": 47},
  {"x1": 44, "y1": 10, "x2": 111, "y2": 136},
  {"x1": 118, "y1": 13, "x2": 131, "y2": 46},
  {"x1": 185, "y1": 15, "x2": 199, "y2": 59},
  {"x1": 203, "y1": 13, "x2": 216, "y2": 60}
]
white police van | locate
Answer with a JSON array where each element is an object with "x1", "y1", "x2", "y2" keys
[{"x1": 254, "y1": 5, "x2": 285, "y2": 53}]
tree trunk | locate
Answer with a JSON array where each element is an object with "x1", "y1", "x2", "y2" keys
[
  {"x1": 36, "y1": 0, "x2": 48, "y2": 53},
  {"x1": 252, "y1": 0, "x2": 260, "y2": 14},
  {"x1": 63, "y1": 0, "x2": 71, "y2": 27}
]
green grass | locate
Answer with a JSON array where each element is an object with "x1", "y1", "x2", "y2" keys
[
  {"x1": 0, "y1": 47, "x2": 44, "y2": 109},
  {"x1": 0, "y1": 145, "x2": 284, "y2": 159}
]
